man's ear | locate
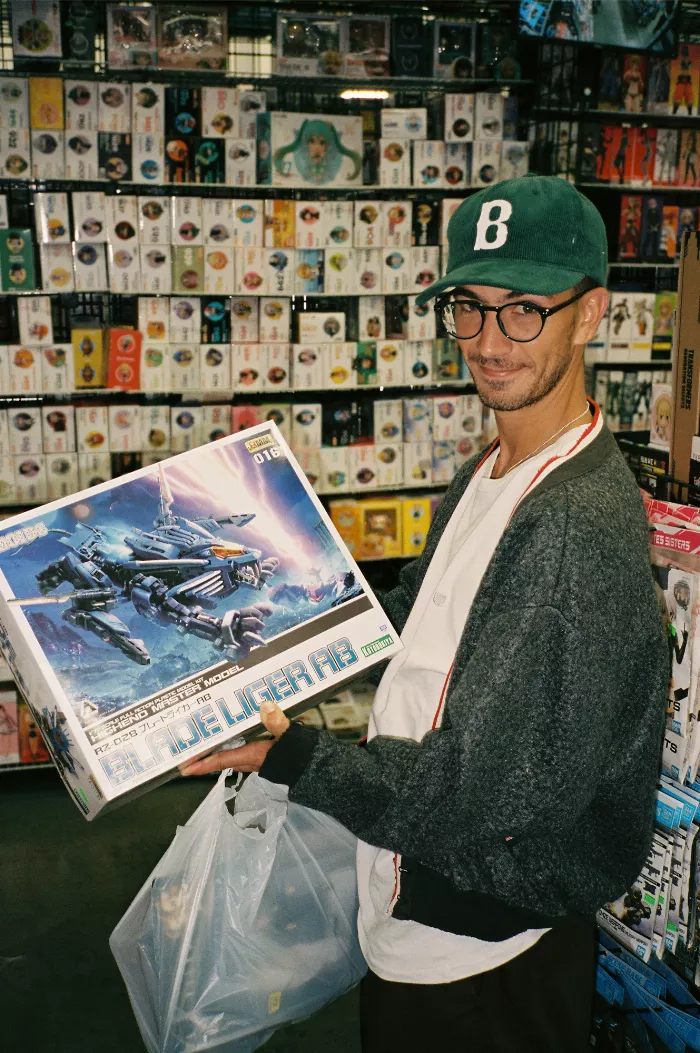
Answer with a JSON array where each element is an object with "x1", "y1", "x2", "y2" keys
[{"x1": 574, "y1": 287, "x2": 609, "y2": 346}]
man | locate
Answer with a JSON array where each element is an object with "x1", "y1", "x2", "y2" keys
[{"x1": 182, "y1": 176, "x2": 668, "y2": 1052}]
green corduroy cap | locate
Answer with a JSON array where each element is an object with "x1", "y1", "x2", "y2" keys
[{"x1": 415, "y1": 174, "x2": 608, "y2": 306}]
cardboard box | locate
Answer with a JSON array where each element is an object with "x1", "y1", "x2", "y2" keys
[
  {"x1": 445, "y1": 94, "x2": 475, "y2": 142},
  {"x1": 141, "y1": 344, "x2": 171, "y2": 393},
  {"x1": 0, "y1": 77, "x2": 29, "y2": 130},
  {"x1": 319, "y1": 446, "x2": 350, "y2": 495},
  {"x1": 29, "y1": 78, "x2": 63, "y2": 129},
  {"x1": 8, "y1": 404, "x2": 42, "y2": 455},
  {"x1": 348, "y1": 445, "x2": 379, "y2": 490},
  {"x1": 107, "y1": 329, "x2": 142, "y2": 391},
  {"x1": 403, "y1": 441, "x2": 432, "y2": 484},
  {"x1": 9, "y1": 346, "x2": 42, "y2": 395},
  {"x1": 0, "y1": 228, "x2": 36, "y2": 292},
  {"x1": 169, "y1": 344, "x2": 201, "y2": 392},
  {"x1": 201, "y1": 404, "x2": 230, "y2": 444},
  {"x1": 31, "y1": 130, "x2": 65, "y2": 179},
  {"x1": 354, "y1": 201, "x2": 384, "y2": 249},
  {"x1": 380, "y1": 139, "x2": 411, "y2": 187},
  {"x1": 72, "y1": 328, "x2": 107, "y2": 389},
  {"x1": 671, "y1": 231, "x2": 700, "y2": 484},
  {"x1": 0, "y1": 128, "x2": 30, "y2": 180},
  {"x1": 98, "y1": 83, "x2": 131, "y2": 133},
  {"x1": 40, "y1": 344, "x2": 74, "y2": 395},
  {"x1": 132, "y1": 83, "x2": 164, "y2": 134},
  {"x1": 72, "y1": 191, "x2": 107, "y2": 243},
  {"x1": 170, "y1": 296, "x2": 201, "y2": 343},
  {"x1": 18, "y1": 296, "x2": 52, "y2": 346},
  {"x1": 133, "y1": 133, "x2": 165, "y2": 185},
  {"x1": 359, "y1": 498, "x2": 403, "y2": 559},
  {"x1": 41, "y1": 405, "x2": 76, "y2": 454},
  {"x1": 199, "y1": 344, "x2": 231, "y2": 393},
  {"x1": 46, "y1": 452, "x2": 79, "y2": 502},
  {"x1": 413, "y1": 141, "x2": 445, "y2": 188},
  {"x1": 0, "y1": 422, "x2": 400, "y2": 814},
  {"x1": 257, "y1": 111, "x2": 362, "y2": 188},
  {"x1": 359, "y1": 296, "x2": 385, "y2": 341},
  {"x1": 232, "y1": 344, "x2": 264, "y2": 393},
  {"x1": 402, "y1": 496, "x2": 432, "y2": 556},
  {"x1": 65, "y1": 129, "x2": 98, "y2": 181},
  {"x1": 76, "y1": 406, "x2": 109, "y2": 454},
  {"x1": 329, "y1": 499, "x2": 361, "y2": 557},
  {"x1": 291, "y1": 344, "x2": 324, "y2": 389},
  {"x1": 233, "y1": 200, "x2": 264, "y2": 247},
  {"x1": 230, "y1": 298, "x2": 259, "y2": 343},
  {"x1": 264, "y1": 344, "x2": 291, "y2": 392}
]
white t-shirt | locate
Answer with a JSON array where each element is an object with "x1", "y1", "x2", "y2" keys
[{"x1": 357, "y1": 409, "x2": 603, "y2": 984}]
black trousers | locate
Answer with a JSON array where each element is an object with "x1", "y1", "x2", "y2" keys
[{"x1": 359, "y1": 915, "x2": 598, "y2": 1053}]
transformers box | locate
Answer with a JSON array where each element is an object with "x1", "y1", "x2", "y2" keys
[{"x1": 0, "y1": 422, "x2": 401, "y2": 818}]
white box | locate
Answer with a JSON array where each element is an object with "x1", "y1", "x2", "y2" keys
[
  {"x1": 46, "y1": 452, "x2": 79, "y2": 502},
  {"x1": 410, "y1": 247, "x2": 441, "y2": 297},
  {"x1": 376, "y1": 340, "x2": 406, "y2": 387},
  {"x1": 14, "y1": 453, "x2": 47, "y2": 505},
  {"x1": 141, "y1": 344, "x2": 171, "y2": 393},
  {"x1": 382, "y1": 248, "x2": 411, "y2": 294},
  {"x1": 348, "y1": 446, "x2": 378, "y2": 490},
  {"x1": 199, "y1": 344, "x2": 231, "y2": 393},
  {"x1": 319, "y1": 446, "x2": 350, "y2": 495},
  {"x1": 0, "y1": 129, "x2": 31, "y2": 179},
  {"x1": 356, "y1": 248, "x2": 383, "y2": 295},
  {"x1": 408, "y1": 295, "x2": 436, "y2": 341},
  {"x1": 108, "y1": 405, "x2": 141, "y2": 452},
  {"x1": 325, "y1": 248, "x2": 357, "y2": 295},
  {"x1": 36, "y1": 192, "x2": 70, "y2": 244},
  {"x1": 325, "y1": 201, "x2": 354, "y2": 248},
  {"x1": 295, "y1": 201, "x2": 329, "y2": 249},
  {"x1": 108, "y1": 243, "x2": 141, "y2": 293},
  {"x1": 431, "y1": 395, "x2": 459, "y2": 440},
  {"x1": 232, "y1": 344, "x2": 264, "y2": 392},
  {"x1": 406, "y1": 341, "x2": 433, "y2": 384},
  {"x1": 298, "y1": 312, "x2": 346, "y2": 344},
  {"x1": 225, "y1": 139, "x2": 256, "y2": 187},
  {"x1": 292, "y1": 345, "x2": 324, "y2": 390},
  {"x1": 65, "y1": 129, "x2": 98, "y2": 180},
  {"x1": 259, "y1": 298, "x2": 291, "y2": 343},
  {"x1": 630, "y1": 293, "x2": 654, "y2": 361},
  {"x1": 0, "y1": 408, "x2": 9, "y2": 456},
  {"x1": 40, "y1": 344, "x2": 74, "y2": 394},
  {"x1": 65, "y1": 81, "x2": 97, "y2": 132},
  {"x1": 204, "y1": 246, "x2": 234, "y2": 295},
  {"x1": 0, "y1": 346, "x2": 8, "y2": 396},
  {"x1": 322, "y1": 343, "x2": 355, "y2": 389},
  {"x1": 201, "y1": 404, "x2": 232, "y2": 443},
  {"x1": 264, "y1": 344, "x2": 291, "y2": 392},
  {"x1": 201, "y1": 87, "x2": 238, "y2": 137},
  {"x1": 384, "y1": 201, "x2": 413, "y2": 248},
  {"x1": 138, "y1": 196, "x2": 171, "y2": 245},
  {"x1": 262, "y1": 248, "x2": 293, "y2": 296},
  {"x1": 474, "y1": 93, "x2": 504, "y2": 139},
  {"x1": 237, "y1": 90, "x2": 266, "y2": 139},
  {"x1": 500, "y1": 142, "x2": 530, "y2": 180},
  {"x1": 230, "y1": 298, "x2": 259, "y2": 343},
  {"x1": 8, "y1": 404, "x2": 42, "y2": 454},
  {"x1": 18, "y1": 296, "x2": 52, "y2": 345},
  {"x1": 98, "y1": 83, "x2": 131, "y2": 132},
  {"x1": 106, "y1": 195, "x2": 139, "y2": 245},
  {"x1": 381, "y1": 108, "x2": 427, "y2": 140},
  {"x1": 0, "y1": 77, "x2": 29, "y2": 129},
  {"x1": 608, "y1": 293, "x2": 634, "y2": 360},
  {"x1": 258, "y1": 404, "x2": 291, "y2": 443},
  {"x1": 445, "y1": 94, "x2": 475, "y2": 142},
  {"x1": 203, "y1": 199, "x2": 235, "y2": 246},
  {"x1": 9, "y1": 346, "x2": 41, "y2": 394},
  {"x1": 403, "y1": 397, "x2": 432, "y2": 442},
  {"x1": 235, "y1": 248, "x2": 268, "y2": 295},
  {"x1": 0, "y1": 457, "x2": 12, "y2": 505},
  {"x1": 444, "y1": 143, "x2": 470, "y2": 188},
  {"x1": 373, "y1": 399, "x2": 403, "y2": 443},
  {"x1": 291, "y1": 404, "x2": 323, "y2": 450},
  {"x1": 139, "y1": 297, "x2": 169, "y2": 344},
  {"x1": 41, "y1": 404, "x2": 76, "y2": 454},
  {"x1": 169, "y1": 345, "x2": 201, "y2": 392},
  {"x1": 412, "y1": 141, "x2": 445, "y2": 188},
  {"x1": 133, "y1": 133, "x2": 164, "y2": 184},
  {"x1": 169, "y1": 296, "x2": 201, "y2": 343},
  {"x1": 170, "y1": 405, "x2": 203, "y2": 451},
  {"x1": 172, "y1": 197, "x2": 203, "y2": 246},
  {"x1": 41, "y1": 245, "x2": 75, "y2": 293},
  {"x1": 0, "y1": 194, "x2": 8, "y2": 228},
  {"x1": 433, "y1": 439, "x2": 456, "y2": 483},
  {"x1": 131, "y1": 83, "x2": 164, "y2": 134},
  {"x1": 359, "y1": 296, "x2": 385, "y2": 341},
  {"x1": 72, "y1": 191, "x2": 107, "y2": 243},
  {"x1": 76, "y1": 407, "x2": 109, "y2": 454},
  {"x1": 77, "y1": 452, "x2": 112, "y2": 490},
  {"x1": 473, "y1": 141, "x2": 501, "y2": 187},
  {"x1": 140, "y1": 246, "x2": 172, "y2": 294},
  {"x1": 380, "y1": 139, "x2": 411, "y2": 187},
  {"x1": 73, "y1": 243, "x2": 108, "y2": 292},
  {"x1": 232, "y1": 200, "x2": 264, "y2": 247},
  {"x1": 2, "y1": 424, "x2": 398, "y2": 803},
  {"x1": 403, "y1": 441, "x2": 432, "y2": 485},
  {"x1": 375, "y1": 443, "x2": 403, "y2": 487},
  {"x1": 354, "y1": 201, "x2": 384, "y2": 249},
  {"x1": 31, "y1": 130, "x2": 65, "y2": 179}
]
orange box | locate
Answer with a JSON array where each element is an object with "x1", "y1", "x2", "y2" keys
[
  {"x1": 329, "y1": 499, "x2": 362, "y2": 557},
  {"x1": 107, "y1": 328, "x2": 142, "y2": 391},
  {"x1": 29, "y1": 77, "x2": 64, "y2": 129},
  {"x1": 359, "y1": 498, "x2": 402, "y2": 560}
]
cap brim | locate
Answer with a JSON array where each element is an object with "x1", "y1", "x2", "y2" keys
[{"x1": 414, "y1": 260, "x2": 588, "y2": 306}]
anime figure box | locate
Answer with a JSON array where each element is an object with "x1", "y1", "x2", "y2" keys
[
  {"x1": 257, "y1": 111, "x2": 363, "y2": 189},
  {"x1": 0, "y1": 422, "x2": 401, "y2": 818}
]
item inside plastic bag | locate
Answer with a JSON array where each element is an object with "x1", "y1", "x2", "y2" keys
[{"x1": 110, "y1": 772, "x2": 366, "y2": 1053}]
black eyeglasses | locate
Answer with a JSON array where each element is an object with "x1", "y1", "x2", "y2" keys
[{"x1": 435, "y1": 288, "x2": 588, "y2": 342}]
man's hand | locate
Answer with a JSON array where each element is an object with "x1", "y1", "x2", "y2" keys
[{"x1": 179, "y1": 700, "x2": 290, "y2": 776}]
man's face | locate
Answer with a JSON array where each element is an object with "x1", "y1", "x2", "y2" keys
[{"x1": 453, "y1": 284, "x2": 590, "y2": 412}]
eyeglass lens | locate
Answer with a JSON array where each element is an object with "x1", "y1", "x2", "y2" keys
[{"x1": 444, "y1": 301, "x2": 545, "y2": 342}]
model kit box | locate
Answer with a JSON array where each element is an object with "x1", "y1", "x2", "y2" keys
[
  {"x1": 0, "y1": 423, "x2": 402, "y2": 814},
  {"x1": 275, "y1": 13, "x2": 342, "y2": 77}
]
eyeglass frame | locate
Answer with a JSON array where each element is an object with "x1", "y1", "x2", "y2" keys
[{"x1": 434, "y1": 287, "x2": 589, "y2": 343}]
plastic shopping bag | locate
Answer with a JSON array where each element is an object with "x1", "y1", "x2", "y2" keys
[{"x1": 110, "y1": 772, "x2": 366, "y2": 1053}]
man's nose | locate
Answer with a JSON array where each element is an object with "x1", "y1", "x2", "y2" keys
[{"x1": 475, "y1": 309, "x2": 513, "y2": 357}]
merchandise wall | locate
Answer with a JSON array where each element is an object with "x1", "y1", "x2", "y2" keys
[{"x1": 5, "y1": 3, "x2": 700, "y2": 1046}]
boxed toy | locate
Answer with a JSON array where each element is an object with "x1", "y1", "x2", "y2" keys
[
  {"x1": 275, "y1": 13, "x2": 342, "y2": 77},
  {"x1": 257, "y1": 112, "x2": 362, "y2": 188},
  {"x1": 0, "y1": 422, "x2": 402, "y2": 814}
]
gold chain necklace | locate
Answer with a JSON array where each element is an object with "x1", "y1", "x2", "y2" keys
[{"x1": 499, "y1": 404, "x2": 591, "y2": 477}]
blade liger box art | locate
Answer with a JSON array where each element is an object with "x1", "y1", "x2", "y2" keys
[{"x1": 0, "y1": 423, "x2": 401, "y2": 818}]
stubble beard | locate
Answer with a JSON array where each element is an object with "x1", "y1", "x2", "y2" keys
[{"x1": 469, "y1": 333, "x2": 577, "y2": 413}]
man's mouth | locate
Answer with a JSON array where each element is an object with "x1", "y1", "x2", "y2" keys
[{"x1": 474, "y1": 362, "x2": 524, "y2": 380}]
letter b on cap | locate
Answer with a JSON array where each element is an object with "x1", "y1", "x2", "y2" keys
[{"x1": 474, "y1": 200, "x2": 513, "y2": 251}]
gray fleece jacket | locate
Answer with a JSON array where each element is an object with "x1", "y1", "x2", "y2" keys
[{"x1": 260, "y1": 424, "x2": 669, "y2": 935}]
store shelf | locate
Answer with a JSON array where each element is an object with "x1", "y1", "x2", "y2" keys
[
  {"x1": 0, "y1": 179, "x2": 479, "y2": 197},
  {"x1": 591, "y1": 360, "x2": 672, "y2": 369},
  {"x1": 0, "y1": 382, "x2": 473, "y2": 401},
  {"x1": 608, "y1": 261, "x2": 678, "y2": 268},
  {"x1": 0, "y1": 761, "x2": 53, "y2": 772},
  {"x1": 533, "y1": 108, "x2": 700, "y2": 127},
  {"x1": 578, "y1": 182, "x2": 700, "y2": 193}
]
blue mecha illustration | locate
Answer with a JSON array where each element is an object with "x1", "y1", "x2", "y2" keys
[{"x1": 17, "y1": 465, "x2": 281, "y2": 665}]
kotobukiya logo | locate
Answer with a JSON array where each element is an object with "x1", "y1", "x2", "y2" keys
[{"x1": 361, "y1": 634, "x2": 394, "y2": 657}]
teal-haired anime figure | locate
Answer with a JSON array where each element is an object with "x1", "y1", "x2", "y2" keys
[{"x1": 273, "y1": 118, "x2": 362, "y2": 185}]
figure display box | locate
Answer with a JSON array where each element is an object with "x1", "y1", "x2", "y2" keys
[
  {"x1": 0, "y1": 422, "x2": 400, "y2": 819},
  {"x1": 257, "y1": 112, "x2": 363, "y2": 189}
]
